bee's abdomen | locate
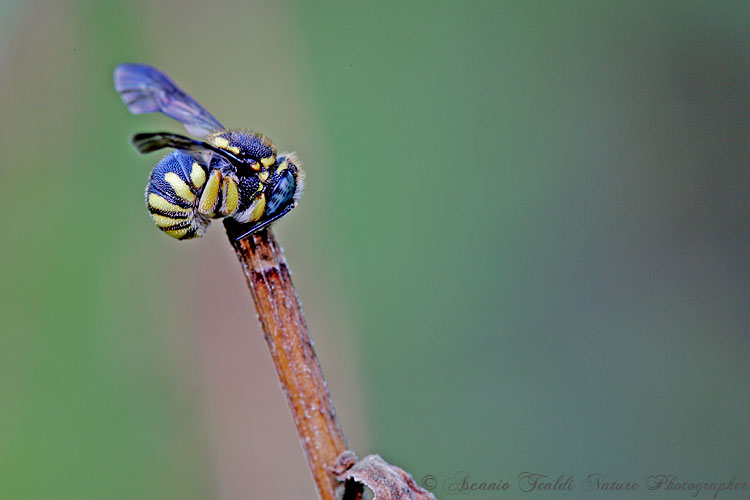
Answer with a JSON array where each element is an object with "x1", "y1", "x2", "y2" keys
[{"x1": 145, "y1": 151, "x2": 210, "y2": 240}]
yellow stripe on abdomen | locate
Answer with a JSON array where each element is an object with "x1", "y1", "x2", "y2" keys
[
  {"x1": 190, "y1": 162, "x2": 206, "y2": 189},
  {"x1": 151, "y1": 213, "x2": 187, "y2": 228},
  {"x1": 164, "y1": 172, "x2": 196, "y2": 203},
  {"x1": 164, "y1": 228, "x2": 189, "y2": 239},
  {"x1": 148, "y1": 193, "x2": 192, "y2": 214}
]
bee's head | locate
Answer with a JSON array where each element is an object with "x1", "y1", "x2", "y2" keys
[
  {"x1": 265, "y1": 154, "x2": 302, "y2": 217},
  {"x1": 226, "y1": 152, "x2": 302, "y2": 232}
]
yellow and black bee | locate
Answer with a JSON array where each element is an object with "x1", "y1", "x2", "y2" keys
[{"x1": 114, "y1": 63, "x2": 302, "y2": 240}]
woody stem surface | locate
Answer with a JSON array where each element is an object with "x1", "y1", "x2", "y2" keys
[{"x1": 225, "y1": 226, "x2": 348, "y2": 500}]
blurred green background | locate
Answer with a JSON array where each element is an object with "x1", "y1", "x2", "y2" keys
[{"x1": 1, "y1": 1, "x2": 748, "y2": 499}]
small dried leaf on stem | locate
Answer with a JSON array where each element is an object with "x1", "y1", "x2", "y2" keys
[{"x1": 331, "y1": 451, "x2": 438, "y2": 500}]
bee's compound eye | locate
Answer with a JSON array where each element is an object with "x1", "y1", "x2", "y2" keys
[{"x1": 266, "y1": 170, "x2": 296, "y2": 216}]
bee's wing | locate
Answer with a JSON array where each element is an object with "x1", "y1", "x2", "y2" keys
[
  {"x1": 114, "y1": 63, "x2": 225, "y2": 137},
  {"x1": 132, "y1": 132, "x2": 239, "y2": 168}
]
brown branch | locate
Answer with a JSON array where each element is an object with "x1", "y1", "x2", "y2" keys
[
  {"x1": 223, "y1": 222, "x2": 437, "y2": 500},
  {"x1": 224, "y1": 224, "x2": 347, "y2": 500}
]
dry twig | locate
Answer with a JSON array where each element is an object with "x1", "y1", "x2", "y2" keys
[
  {"x1": 224, "y1": 224, "x2": 347, "y2": 500},
  {"x1": 224, "y1": 222, "x2": 436, "y2": 500}
]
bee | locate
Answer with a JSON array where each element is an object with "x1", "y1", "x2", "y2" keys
[{"x1": 114, "y1": 63, "x2": 302, "y2": 241}]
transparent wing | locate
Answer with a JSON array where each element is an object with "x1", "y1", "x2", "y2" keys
[{"x1": 114, "y1": 63, "x2": 225, "y2": 137}]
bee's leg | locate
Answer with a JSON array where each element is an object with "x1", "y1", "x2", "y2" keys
[
  {"x1": 197, "y1": 169, "x2": 222, "y2": 217},
  {"x1": 224, "y1": 202, "x2": 295, "y2": 241},
  {"x1": 232, "y1": 189, "x2": 266, "y2": 225},
  {"x1": 218, "y1": 175, "x2": 240, "y2": 217}
]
